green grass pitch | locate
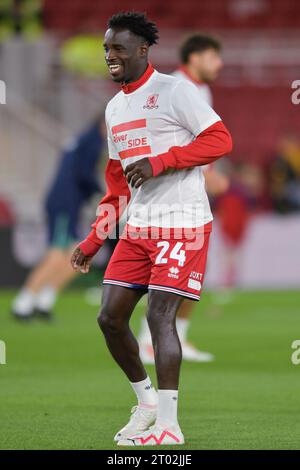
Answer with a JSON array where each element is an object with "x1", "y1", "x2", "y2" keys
[{"x1": 0, "y1": 289, "x2": 300, "y2": 450}]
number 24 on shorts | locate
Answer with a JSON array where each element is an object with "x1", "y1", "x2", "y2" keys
[{"x1": 155, "y1": 242, "x2": 186, "y2": 267}]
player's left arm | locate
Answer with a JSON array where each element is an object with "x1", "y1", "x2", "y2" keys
[
  {"x1": 149, "y1": 120, "x2": 232, "y2": 178},
  {"x1": 125, "y1": 81, "x2": 232, "y2": 188}
]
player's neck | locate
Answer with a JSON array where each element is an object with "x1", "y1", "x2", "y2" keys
[
  {"x1": 122, "y1": 63, "x2": 154, "y2": 94},
  {"x1": 126, "y1": 63, "x2": 149, "y2": 84}
]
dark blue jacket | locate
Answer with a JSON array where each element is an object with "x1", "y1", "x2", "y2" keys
[{"x1": 46, "y1": 120, "x2": 103, "y2": 214}]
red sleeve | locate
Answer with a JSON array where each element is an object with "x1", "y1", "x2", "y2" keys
[
  {"x1": 79, "y1": 159, "x2": 130, "y2": 256},
  {"x1": 150, "y1": 121, "x2": 232, "y2": 177}
]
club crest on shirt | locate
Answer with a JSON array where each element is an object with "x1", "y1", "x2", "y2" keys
[{"x1": 143, "y1": 94, "x2": 159, "y2": 109}]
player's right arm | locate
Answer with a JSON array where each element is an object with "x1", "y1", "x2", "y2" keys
[
  {"x1": 70, "y1": 159, "x2": 130, "y2": 273},
  {"x1": 71, "y1": 113, "x2": 130, "y2": 274}
]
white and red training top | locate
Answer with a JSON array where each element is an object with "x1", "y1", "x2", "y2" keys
[{"x1": 80, "y1": 64, "x2": 232, "y2": 256}]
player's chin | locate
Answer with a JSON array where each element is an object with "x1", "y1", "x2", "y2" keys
[
  {"x1": 110, "y1": 74, "x2": 124, "y2": 83},
  {"x1": 109, "y1": 68, "x2": 125, "y2": 83}
]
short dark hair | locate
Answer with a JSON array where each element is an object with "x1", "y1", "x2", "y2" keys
[
  {"x1": 180, "y1": 34, "x2": 221, "y2": 64},
  {"x1": 108, "y1": 11, "x2": 159, "y2": 46}
]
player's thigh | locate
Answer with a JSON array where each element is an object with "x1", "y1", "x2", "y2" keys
[
  {"x1": 103, "y1": 238, "x2": 151, "y2": 289},
  {"x1": 99, "y1": 284, "x2": 145, "y2": 327}
]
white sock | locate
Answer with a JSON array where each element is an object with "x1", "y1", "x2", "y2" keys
[
  {"x1": 130, "y1": 376, "x2": 157, "y2": 408},
  {"x1": 138, "y1": 317, "x2": 152, "y2": 344},
  {"x1": 12, "y1": 288, "x2": 35, "y2": 316},
  {"x1": 176, "y1": 318, "x2": 190, "y2": 343},
  {"x1": 35, "y1": 285, "x2": 57, "y2": 311},
  {"x1": 156, "y1": 389, "x2": 179, "y2": 427}
]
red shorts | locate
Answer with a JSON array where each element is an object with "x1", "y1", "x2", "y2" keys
[{"x1": 103, "y1": 223, "x2": 212, "y2": 301}]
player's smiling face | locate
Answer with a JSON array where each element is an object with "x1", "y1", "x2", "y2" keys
[{"x1": 103, "y1": 28, "x2": 148, "y2": 84}]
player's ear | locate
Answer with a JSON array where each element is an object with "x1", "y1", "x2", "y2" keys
[{"x1": 139, "y1": 43, "x2": 149, "y2": 58}]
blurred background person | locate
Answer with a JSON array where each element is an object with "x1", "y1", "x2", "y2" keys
[
  {"x1": 269, "y1": 133, "x2": 300, "y2": 214},
  {"x1": 11, "y1": 115, "x2": 105, "y2": 320},
  {"x1": 173, "y1": 33, "x2": 222, "y2": 105},
  {"x1": 138, "y1": 33, "x2": 230, "y2": 364},
  {"x1": 212, "y1": 162, "x2": 265, "y2": 304}
]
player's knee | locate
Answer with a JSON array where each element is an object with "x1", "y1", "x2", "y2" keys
[
  {"x1": 146, "y1": 308, "x2": 160, "y2": 332},
  {"x1": 97, "y1": 307, "x2": 124, "y2": 336},
  {"x1": 147, "y1": 305, "x2": 172, "y2": 332}
]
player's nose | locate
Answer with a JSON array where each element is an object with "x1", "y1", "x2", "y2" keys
[{"x1": 106, "y1": 49, "x2": 117, "y2": 63}]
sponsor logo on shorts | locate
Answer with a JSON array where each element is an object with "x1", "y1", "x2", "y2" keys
[
  {"x1": 188, "y1": 278, "x2": 201, "y2": 291},
  {"x1": 189, "y1": 271, "x2": 203, "y2": 280},
  {"x1": 168, "y1": 266, "x2": 180, "y2": 279}
]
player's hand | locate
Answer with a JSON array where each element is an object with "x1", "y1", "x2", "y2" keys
[
  {"x1": 70, "y1": 246, "x2": 92, "y2": 274},
  {"x1": 124, "y1": 158, "x2": 153, "y2": 188}
]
